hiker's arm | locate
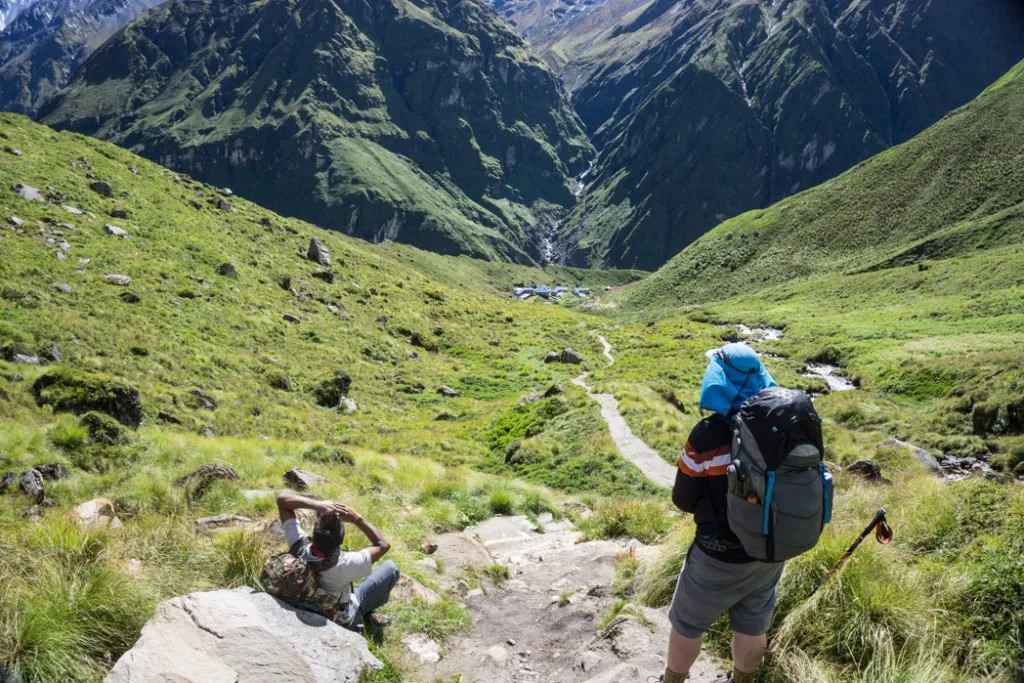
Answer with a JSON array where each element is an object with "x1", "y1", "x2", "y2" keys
[
  {"x1": 673, "y1": 464, "x2": 702, "y2": 513},
  {"x1": 276, "y1": 492, "x2": 331, "y2": 522},
  {"x1": 331, "y1": 503, "x2": 391, "y2": 562},
  {"x1": 674, "y1": 417, "x2": 730, "y2": 513}
]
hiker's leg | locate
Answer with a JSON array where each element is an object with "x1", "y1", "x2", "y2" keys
[
  {"x1": 666, "y1": 546, "x2": 730, "y2": 681},
  {"x1": 354, "y1": 560, "x2": 400, "y2": 623},
  {"x1": 731, "y1": 632, "x2": 768, "y2": 682},
  {"x1": 665, "y1": 627, "x2": 702, "y2": 680},
  {"x1": 727, "y1": 560, "x2": 784, "y2": 681}
]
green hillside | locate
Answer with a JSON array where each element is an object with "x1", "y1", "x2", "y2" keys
[
  {"x1": 627, "y1": 59, "x2": 1024, "y2": 307},
  {"x1": 552, "y1": 0, "x2": 1024, "y2": 269},
  {"x1": 2, "y1": 103, "x2": 1024, "y2": 682},
  {"x1": 37, "y1": 0, "x2": 590, "y2": 263}
]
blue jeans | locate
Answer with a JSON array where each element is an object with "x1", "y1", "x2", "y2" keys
[{"x1": 353, "y1": 560, "x2": 400, "y2": 627}]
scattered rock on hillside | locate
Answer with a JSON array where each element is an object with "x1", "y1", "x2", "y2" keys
[
  {"x1": 0, "y1": 471, "x2": 19, "y2": 493},
  {"x1": 19, "y1": 469, "x2": 45, "y2": 503},
  {"x1": 120, "y1": 291, "x2": 141, "y2": 304},
  {"x1": 104, "y1": 274, "x2": 132, "y2": 286},
  {"x1": 12, "y1": 183, "x2": 44, "y2": 201},
  {"x1": 209, "y1": 197, "x2": 231, "y2": 211},
  {"x1": 435, "y1": 412, "x2": 457, "y2": 421},
  {"x1": 62, "y1": 204, "x2": 84, "y2": 215},
  {"x1": 845, "y1": 460, "x2": 891, "y2": 485},
  {"x1": 339, "y1": 397, "x2": 357, "y2": 414},
  {"x1": 881, "y1": 438, "x2": 942, "y2": 475},
  {"x1": 188, "y1": 388, "x2": 217, "y2": 410},
  {"x1": 157, "y1": 410, "x2": 182, "y2": 425},
  {"x1": 560, "y1": 348, "x2": 584, "y2": 364},
  {"x1": 5, "y1": 147, "x2": 22, "y2": 156},
  {"x1": 311, "y1": 269, "x2": 334, "y2": 283},
  {"x1": 543, "y1": 350, "x2": 559, "y2": 364},
  {"x1": 307, "y1": 238, "x2": 332, "y2": 266},
  {"x1": 283, "y1": 313, "x2": 300, "y2": 323},
  {"x1": 195, "y1": 514, "x2": 254, "y2": 533},
  {"x1": 174, "y1": 464, "x2": 239, "y2": 497},
  {"x1": 12, "y1": 353, "x2": 40, "y2": 365},
  {"x1": 72, "y1": 498, "x2": 122, "y2": 528},
  {"x1": 519, "y1": 392, "x2": 542, "y2": 406},
  {"x1": 110, "y1": 208, "x2": 130, "y2": 219},
  {"x1": 43, "y1": 342, "x2": 61, "y2": 363},
  {"x1": 104, "y1": 223, "x2": 127, "y2": 237},
  {"x1": 217, "y1": 263, "x2": 237, "y2": 279},
  {"x1": 394, "y1": 575, "x2": 440, "y2": 606},
  {"x1": 438, "y1": 385, "x2": 460, "y2": 397},
  {"x1": 104, "y1": 588, "x2": 381, "y2": 682},
  {"x1": 89, "y1": 181, "x2": 114, "y2": 197},
  {"x1": 6, "y1": 215, "x2": 23, "y2": 227},
  {"x1": 312, "y1": 371, "x2": 352, "y2": 408},
  {"x1": 35, "y1": 463, "x2": 69, "y2": 481},
  {"x1": 283, "y1": 467, "x2": 327, "y2": 491},
  {"x1": 52, "y1": 282, "x2": 72, "y2": 294},
  {"x1": 544, "y1": 384, "x2": 565, "y2": 397}
]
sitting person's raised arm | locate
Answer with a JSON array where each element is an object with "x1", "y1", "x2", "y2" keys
[{"x1": 330, "y1": 502, "x2": 391, "y2": 563}]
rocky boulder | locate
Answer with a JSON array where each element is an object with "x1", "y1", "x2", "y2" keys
[
  {"x1": 104, "y1": 588, "x2": 381, "y2": 682},
  {"x1": 846, "y1": 460, "x2": 892, "y2": 485},
  {"x1": 312, "y1": 370, "x2": 352, "y2": 408},
  {"x1": 174, "y1": 464, "x2": 239, "y2": 497},
  {"x1": 11, "y1": 183, "x2": 44, "y2": 201},
  {"x1": 71, "y1": 498, "x2": 122, "y2": 528},
  {"x1": 307, "y1": 238, "x2": 332, "y2": 267},
  {"x1": 560, "y1": 348, "x2": 584, "y2": 365},
  {"x1": 283, "y1": 468, "x2": 327, "y2": 491},
  {"x1": 438, "y1": 385, "x2": 460, "y2": 397},
  {"x1": 543, "y1": 351, "x2": 559, "y2": 364},
  {"x1": 90, "y1": 181, "x2": 114, "y2": 197},
  {"x1": 19, "y1": 469, "x2": 45, "y2": 503}
]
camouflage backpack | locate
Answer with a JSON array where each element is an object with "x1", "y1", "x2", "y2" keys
[{"x1": 259, "y1": 542, "x2": 342, "y2": 620}]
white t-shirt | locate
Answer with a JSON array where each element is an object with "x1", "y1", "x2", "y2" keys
[{"x1": 284, "y1": 518, "x2": 373, "y2": 624}]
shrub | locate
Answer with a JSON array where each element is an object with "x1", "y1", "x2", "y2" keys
[
  {"x1": 50, "y1": 417, "x2": 88, "y2": 451},
  {"x1": 265, "y1": 371, "x2": 292, "y2": 391},
  {"x1": 79, "y1": 411, "x2": 132, "y2": 446},
  {"x1": 488, "y1": 487, "x2": 515, "y2": 515},
  {"x1": 580, "y1": 499, "x2": 672, "y2": 544},
  {"x1": 31, "y1": 368, "x2": 142, "y2": 428},
  {"x1": 301, "y1": 444, "x2": 355, "y2": 466},
  {"x1": 311, "y1": 371, "x2": 352, "y2": 408}
]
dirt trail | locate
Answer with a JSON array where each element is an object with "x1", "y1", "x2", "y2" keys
[
  {"x1": 413, "y1": 515, "x2": 724, "y2": 683},
  {"x1": 573, "y1": 334, "x2": 677, "y2": 489}
]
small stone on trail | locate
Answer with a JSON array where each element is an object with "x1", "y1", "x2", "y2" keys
[
  {"x1": 579, "y1": 650, "x2": 602, "y2": 672},
  {"x1": 486, "y1": 645, "x2": 510, "y2": 667},
  {"x1": 105, "y1": 224, "x2": 127, "y2": 237},
  {"x1": 307, "y1": 237, "x2": 332, "y2": 266},
  {"x1": 104, "y1": 274, "x2": 132, "y2": 286},
  {"x1": 403, "y1": 634, "x2": 442, "y2": 664},
  {"x1": 12, "y1": 183, "x2": 44, "y2": 201},
  {"x1": 421, "y1": 541, "x2": 438, "y2": 555},
  {"x1": 438, "y1": 385, "x2": 460, "y2": 397},
  {"x1": 283, "y1": 467, "x2": 327, "y2": 491},
  {"x1": 506, "y1": 639, "x2": 516, "y2": 647},
  {"x1": 89, "y1": 181, "x2": 114, "y2": 197}
]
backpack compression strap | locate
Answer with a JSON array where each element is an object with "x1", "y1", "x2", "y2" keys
[{"x1": 762, "y1": 470, "x2": 776, "y2": 561}]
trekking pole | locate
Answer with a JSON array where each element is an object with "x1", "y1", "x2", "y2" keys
[{"x1": 811, "y1": 508, "x2": 892, "y2": 596}]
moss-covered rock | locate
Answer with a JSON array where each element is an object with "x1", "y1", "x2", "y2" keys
[
  {"x1": 32, "y1": 368, "x2": 143, "y2": 428},
  {"x1": 79, "y1": 411, "x2": 133, "y2": 446},
  {"x1": 312, "y1": 371, "x2": 352, "y2": 409},
  {"x1": 301, "y1": 444, "x2": 355, "y2": 467}
]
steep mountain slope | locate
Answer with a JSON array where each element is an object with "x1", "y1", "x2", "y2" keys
[
  {"x1": 548, "y1": 0, "x2": 1024, "y2": 269},
  {"x1": 37, "y1": 0, "x2": 591, "y2": 262},
  {"x1": 0, "y1": 0, "x2": 164, "y2": 115},
  {"x1": 625, "y1": 58, "x2": 1024, "y2": 307}
]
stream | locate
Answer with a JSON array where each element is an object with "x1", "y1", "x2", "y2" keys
[{"x1": 731, "y1": 325, "x2": 857, "y2": 394}]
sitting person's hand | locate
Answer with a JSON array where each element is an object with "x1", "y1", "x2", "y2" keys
[
  {"x1": 328, "y1": 502, "x2": 361, "y2": 523},
  {"x1": 746, "y1": 494, "x2": 760, "y2": 505}
]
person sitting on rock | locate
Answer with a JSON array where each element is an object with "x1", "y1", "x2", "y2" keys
[
  {"x1": 276, "y1": 492, "x2": 399, "y2": 630},
  {"x1": 660, "y1": 343, "x2": 781, "y2": 683}
]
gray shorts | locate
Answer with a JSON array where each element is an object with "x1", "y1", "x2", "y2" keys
[{"x1": 669, "y1": 544, "x2": 784, "y2": 638}]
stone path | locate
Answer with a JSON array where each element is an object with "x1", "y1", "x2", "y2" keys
[
  {"x1": 573, "y1": 334, "x2": 677, "y2": 489},
  {"x1": 413, "y1": 515, "x2": 723, "y2": 683}
]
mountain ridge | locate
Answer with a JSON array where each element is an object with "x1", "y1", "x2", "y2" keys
[{"x1": 37, "y1": 0, "x2": 591, "y2": 262}]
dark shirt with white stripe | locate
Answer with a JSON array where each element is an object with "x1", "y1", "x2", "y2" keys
[{"x1": 673, "y1": 413, "x2": 754, "y2": 563}]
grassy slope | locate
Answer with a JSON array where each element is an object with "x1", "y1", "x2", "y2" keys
[{"x1": 626, "y1": 59, "x2": 1024, "y2": 307}]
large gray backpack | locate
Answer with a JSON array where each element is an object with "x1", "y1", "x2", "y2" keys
[{"x1": 726, "y1": 387, "x2": 833, "y2": 562}]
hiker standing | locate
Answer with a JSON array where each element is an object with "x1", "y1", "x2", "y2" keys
[
  {"x1": 661, "y1": 343, "x2": 791, "y2": 683},
  {"x1": 274, "y1": 493, "x2": 399, "y2": 629}
]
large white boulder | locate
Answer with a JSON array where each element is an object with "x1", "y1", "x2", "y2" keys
[{"x1": 105, "y1": 588, "x2": 381, "y2": 682}]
